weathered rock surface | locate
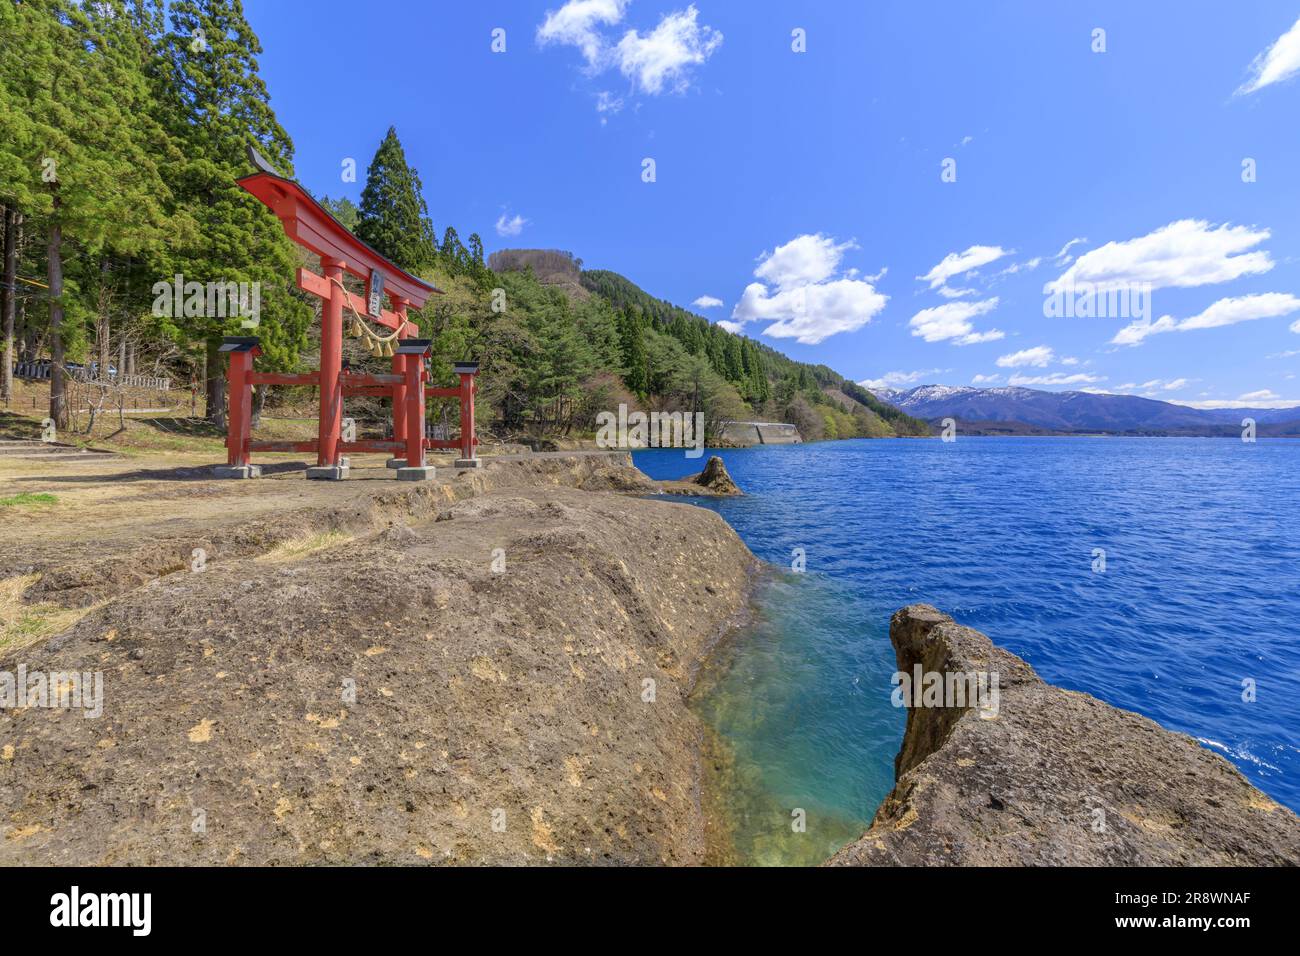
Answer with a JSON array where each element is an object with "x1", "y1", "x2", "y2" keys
[
  {"x1": 2, "y1": 451, "x2": 657, "y2": 609},
  {"x1": 829, "y1": 604, "x2": 1300, "y2": 866},
  {"x1": 659, "y1": 456, "x2": 743, "y2": 498},
  {"x1": 0, "y1": 457, "x2": 757, "y2": 865},
  {"x1": 693, "y1": 456, "x2": 741, "y2": 495}
]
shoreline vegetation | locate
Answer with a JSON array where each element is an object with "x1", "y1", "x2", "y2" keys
[{"x1": 2, "y1": 450, "x2": 1296, "y2": 865}]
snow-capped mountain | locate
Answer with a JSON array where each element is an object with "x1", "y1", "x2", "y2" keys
[{"x1": 867, "y1": 385, "x2": 1300, "y2": 435}]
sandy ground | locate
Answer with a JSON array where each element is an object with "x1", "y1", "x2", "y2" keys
[{"x1": 1, "y1": 450, "x2": 758, "y2": 864}]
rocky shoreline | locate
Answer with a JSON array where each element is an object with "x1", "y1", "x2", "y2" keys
[
  {"x1": 829, "y1": 605, "x2": 1300, "y2": 865},
  {"x1": 3, "y1": 454, "x2": 1297, "y2": 865},
  {"x1": 0, "y1": 453, "x2": 758, "y2": 864}
]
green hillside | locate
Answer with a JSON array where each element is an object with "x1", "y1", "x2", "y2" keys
[{"x1": 576, "y1": 267, "x2": 930, "y2": 439}]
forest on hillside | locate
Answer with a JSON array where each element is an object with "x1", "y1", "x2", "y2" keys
[{"x1": 0, "y1": 0, "x2": 928, "y2": 442}]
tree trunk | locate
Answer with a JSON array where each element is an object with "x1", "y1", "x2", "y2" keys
[
  {"x1": 1, "y1": 206, "x2": 15, "y2": 402},
  {"x1": 48, "y1": 201, "x2": 67, "y2": 430},
  {"x1": 118, "y1": 336, "x2": 126, "y2": 382},
  {"x1": 98, "y1": 259, "x2": 110, "y2": 382},
  {"x1": 20, "y1": 294, "x2": 33, "y2": 362},
  {"x1": 251, "y1": 384, "x2": 266, "y2": 428},
  {"x1": 204, "y1": 335, "x2": 225, "y2": 427}
]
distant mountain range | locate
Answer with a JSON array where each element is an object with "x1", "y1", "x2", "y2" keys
[{"x1": 868, "y1": 385, "x2": 1300, "y2": 437}]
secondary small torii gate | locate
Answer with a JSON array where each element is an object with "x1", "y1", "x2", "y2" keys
[{"x1": 215, "y1": 147, "x2": 479, "y2": 481}]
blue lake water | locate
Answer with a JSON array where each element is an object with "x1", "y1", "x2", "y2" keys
[{"x1": 634, "y1": 438, "x2": 1300, "y2": 864}]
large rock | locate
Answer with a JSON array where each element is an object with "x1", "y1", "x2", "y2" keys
[
  {"x1": 655, "y1": 456, "x2": 743, "y2": 498},
  {"x1": 692, "y1": 456, "x2": 741, "y2": 495},
  {"x1": 829, "y1": 604, "x2": 1300, "y2": 866}
]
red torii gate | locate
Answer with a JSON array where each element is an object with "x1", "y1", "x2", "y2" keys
[{"x1": 215, "y1": 147, "x2": 479, "y2": 481}]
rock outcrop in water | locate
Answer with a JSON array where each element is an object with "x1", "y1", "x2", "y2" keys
[
  {"x1": 829, "y1": 604, "x2": 1300, "y2": 866},
  {"x1": 657, "y1": 456, "x2": 743, "y2": 498},
  {"x1": 692, "y1": 456, "x2": 741, "y2": 495}
]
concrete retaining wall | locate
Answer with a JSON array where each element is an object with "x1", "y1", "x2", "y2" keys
[{"x1": 718, "y1": 421, "x2": 802, "y2": 446}]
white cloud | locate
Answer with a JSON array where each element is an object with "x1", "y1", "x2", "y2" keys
[
  {"x1": 1007, "y1": 372, "x2": 1104, "y2": 387},
  {"x1": 730, "y1": 233, "x2": 887, "y2": 344},
  {"x1": 692, "y1": 295, "x2": 723, "y2": 309},
  {"x1": 996, "y1": 345, "x2": 1054, "y2": 368},
  {"x1": 595, "y1": 90, "x2": 625, "y2": 115},
  {"x1": 1236, "y1": 16, "x2": 1300, "y2": 95},
  {"x1": 1049, "y1": 220, "x2": 1273, "y2": 294},
  {"x1": 971, "y1": 373, "x2": 1001, "y2": 384},
  {"x1": 917, "y1": 245, "x2": 1010, "y2": 292},
  {"x1": 1239, "y1": 389, "x2": 1279, "y2": 402},
  {"x1": 858, "y1": 368, "x2": 943, "y2": 390},
  {"x1": 958, "y1": 329, "x2": 1005, "y2": 344},
  {"x1": 936, "y1": 285, "x2": 976, "y2": 299},
  {"x1": 1053, "y1": 237, "x2": 1088, "y2": 265},
  {"x1": 494, "y1": 213, "x2": 528, "y2": 237},
  {"x1": 537, "y1": 0, "x2": 628, "y2": 66},
  {"x1": 733, "y1": 278, "x2": 887, "y2": 345},
  {"x1": 1179, "y1": 292, "x2": 1300, "y2": 329},
  {"x1": 716, "y1": 319, "x2": 744, "y2": 334},
  {"x1": 615, "y1": 5, "x2": 723, "y2": 94},
  {"x1": 1112, "y1": 378, "x2": 1194, "y2": 395},
  {"x1": 1111, "y1": 293, "x2": 1300, "y2": 346},
  {"x1": 753, "y1": 234, "x2": 855, "y2": 291},
  {"x1": 1110, "y1": 316, "x2": 1179, "y2": 347},
  {"x1": 995, "y1": 256, "x2": 1042, "y2": 278},
  {"x1": 537, "y1": 1, "x2": 721, "y2": 101},
  {"x1": 1181, "y1": 395, "x2": 1300, "y2": 409},
  {"x1": 907, "y1": 297, "x2": 1004, "y2": 345}
]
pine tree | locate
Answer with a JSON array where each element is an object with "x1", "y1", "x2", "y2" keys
[
  {"x1": 723, "y1": 335, "x2": 744, "y2": 382},
  {"x1": 617, "y1": 308, "x2": 649, "y2": 396},
  {"x1": 355, "y1": 127, "x2": 437, "y2": 274},
  {"x1": 440, "y1": 226, "x2": 468, "y2": 274},
  {"x1": 163, "y1": 0, "x2": 311, "y2": 425},
  {"x1": 466, "y1": 233, "x2": 485, "y2": 270},
  {"x1": 319, "y1": 196, "x2": 360, "y2": 231}
]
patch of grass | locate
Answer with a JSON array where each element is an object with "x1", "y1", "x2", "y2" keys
[
  {"x1": 0, "y1": 492, "x2": 57, "y2": 508},
  {"x1": 0, "y1": 575, "x2": 91, "y2": 655},
  {"x1": 256, "y1": 530, "x2": 353, "y2": 563}
]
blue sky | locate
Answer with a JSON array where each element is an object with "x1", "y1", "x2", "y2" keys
[{"x1": 245, "y1": 1, "x2": 1300, "y2": 408}]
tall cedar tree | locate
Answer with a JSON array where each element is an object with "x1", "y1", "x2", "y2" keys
[
  {"x1": 355, "y1": 127, "x2": 437, "y2": 274},
  {"x1": 617, "y1": 307, "x2": 649, "y2": 396},
  {"x1": 163, "y1": 0, "x2": 311, "y2": 425},
  {"x1": 0, "y1": 0, "x2": 172, "y2": 426},
  {"x1": 80, "y1": 0, "x2": 187, "y2": 391}
]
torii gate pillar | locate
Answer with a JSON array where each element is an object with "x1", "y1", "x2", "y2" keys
[{"x1": 306, "y1": 257, "x2": 348, "y2": 479}]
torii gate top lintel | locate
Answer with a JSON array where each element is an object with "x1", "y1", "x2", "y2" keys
[{"x1": 237, "y1": 145, "x2": 440, "y2": 311}]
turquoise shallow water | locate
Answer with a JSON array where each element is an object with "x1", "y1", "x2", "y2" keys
[{"x1": 635, "y1": 438, "x2": 1300, "y2": 864}]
